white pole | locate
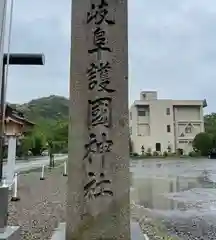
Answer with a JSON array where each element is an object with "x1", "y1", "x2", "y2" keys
[
  {"x1": 2, "y1": 178, "x2": 6, "y2": 187},
  {"x1": 11, "y1": 173, "x2": 20, "y2": 201},
  {"x1": 40, "y1": 165, "x2": 45, "y2": 180},
  {"x1": 6, "y1": 135, "x2": 16, "y2": 184},
  {"x1": 63, "y1": 161, "x2": 67, "y2": 176}
]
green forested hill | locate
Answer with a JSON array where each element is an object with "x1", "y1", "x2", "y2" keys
[
  {"x1": 11, "y1": 95, "x2": 69, "y2": 122},
  {"x1": 9, "y1": 95, "x2": 69, "y2": 156}
]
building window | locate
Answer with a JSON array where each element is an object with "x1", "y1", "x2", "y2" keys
[
  {"x1": 137, "y1": 124, "x2": 150, "y2": 136},
  {"x1": 185, "y1": 126, "x2": 192, "y2": 133},
  {"x1": 156, "y1": 143, "x2": 161, "y2": 151},
  {"x1": 166, "y1": 108, "x2": 170, "y2": 115},
  {"x1": 167, "y1": 125, "x2": 171, "y2": 133},
  {"x1": 129, "y1": 127, "x2": 132, "y2": 135},
  {"x1": 138, "y1": 110, "x2": 146, "y2": 116}
]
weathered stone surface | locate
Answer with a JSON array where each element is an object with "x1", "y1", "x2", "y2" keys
[
  {"x1": 53, "y1": 221, "x2": 144, "y2": 240},
  {"x1": 0, "y1": 186, "x2": 9, "y2": 229},
  {"x1": 67, "y1": 0, "x2": 129, "y2": 239}
]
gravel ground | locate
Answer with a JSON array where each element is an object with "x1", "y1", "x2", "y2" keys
[
  {"x1": 163, "y1": 216, "x2": 216, "y2": 240},
  {"x1": 131, "y1": 203, "x2": 180, "y2": 240},
  {"x1": 8, "y1": 166, "x2": 67, "y2": 240},
  {"x1": 9, "y1": 166, "x2": 215, "y2": 240},
  {"x1": 131, "y1": 201, "x2": 216, "y2": 240},
  {"x1": 8, "y1": 169, "x2": 180, "y2": 240}
]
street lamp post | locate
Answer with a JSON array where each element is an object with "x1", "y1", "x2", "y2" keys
[
  {"x1": 0, "y1": 53, "x2": 45, "y2": 237},
  {"x1": 0, "y1": 53, "x2": 45, "y2": 182}
]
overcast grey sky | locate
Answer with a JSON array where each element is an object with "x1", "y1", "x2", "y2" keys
[{"x1": 4, "y1": 0, "x2": 216, "y2": 113}]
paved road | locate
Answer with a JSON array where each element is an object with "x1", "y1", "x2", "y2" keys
[{"x1": 3, "y1": 154, "x2": 68, "y2": 177}]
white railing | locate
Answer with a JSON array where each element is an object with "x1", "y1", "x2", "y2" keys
[
  {"x1": 6, "y1": 172, "x2": 20, "y2": 202},
  {"x1": 39, "y1": 160, "x2": 67, "y2": 180},
  {"x1": 8, "y1": 160, "x2": 67, "y2": 202}
]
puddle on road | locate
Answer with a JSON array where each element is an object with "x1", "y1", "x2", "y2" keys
[{"x1": 130, "y1": 160, "x2": 216, "y2": 239}]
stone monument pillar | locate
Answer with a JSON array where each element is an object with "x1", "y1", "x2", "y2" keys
[{"x1": 66, "y1": 0, "x2": 130, "y2": 239}]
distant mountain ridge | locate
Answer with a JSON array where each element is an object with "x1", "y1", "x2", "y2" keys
[{"x1": 10, "y1": 95, "x2": 69, "y2": 122}]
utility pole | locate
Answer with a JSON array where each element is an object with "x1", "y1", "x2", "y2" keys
[
  {"x1": 0, "y1": 0, "x2": 7, "y2": 183},
  {"x1": 0, "y1": 2, "x2": 44, "y2": 238}
]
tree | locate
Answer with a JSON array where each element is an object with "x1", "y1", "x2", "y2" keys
[
  {"x1": 204, "y1": 113, "x2": 216, "y2": 135},
  {"x1": 52, "y1": 120, "x2": 68, "y2": 143},
  {"x1": 17, "y1": 136, "x2": 32, "y2": 158},
  {"x1": 47, "y1": 139, "x2": 54, "y2": 168},
  {"x1": 12, "y1": 96, "x2": 69, "y2": 155},
  {"x1": 30, "y1": 134, "x2": 44, "y2": 156},
  {"x1": 193, "y1": 132, "x2": 213, "y2": 156}
]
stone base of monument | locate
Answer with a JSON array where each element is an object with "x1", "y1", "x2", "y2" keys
[
  {"x1": 0, "y1": 186, "x2": 9, "y2": 229},
  {"x1": 0, "y1": 226, "x2": 21, "y2": 240},
  {"x1": 51, "y1": 220, "x2": 145, "y2": 240},
  {"x1": 0, "y1": 186, "x2": 21, "y2": 240}
]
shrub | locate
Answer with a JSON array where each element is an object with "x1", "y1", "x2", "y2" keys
[
  {"x1": 146, "y1": 147, "x2": 152, "y2": 156},
  {"x1": 146, "y1": 152, "x2": 152, "y2": 157},
  {"x1": 193, "y1": 132, "x2": 213, "y2": 156},
  {"x1": 131, "y1": 152, "x2": 139, "y2": 157},
  {"x1": 168, "y1": 152, "x2": 176, "y2": 157},
  {"x1": 163, "y1": 151, "x2": 168, "y2": 157},
  {"x1": 188, "y1": 151, "x2": 201, "y2": 157},
  {"x1": 153, "y1": 151, "x2": 159, "y2": 156},
  {"x1": 176, "y1": 148, "x2": 183, "y2": 155}
]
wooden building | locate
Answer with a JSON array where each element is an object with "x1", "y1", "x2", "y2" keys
[
  {"x1": 0, "y1": 104, "x2": 34, "y2": 182},
  {"x1": 1, "y1": 104, "x2": 34, "y2": 142}
]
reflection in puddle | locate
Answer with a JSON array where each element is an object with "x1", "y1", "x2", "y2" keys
[
  {"x1": 131, "y1": 176, "x2": 192, "y2": 211},
  {"x1": 130, "y1": 161, "x2": 216, "y2": 213},
  {"x1": 130, "y1": 159, "x2": 216, "y2": 239}
]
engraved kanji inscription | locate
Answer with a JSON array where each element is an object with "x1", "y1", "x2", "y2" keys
[
  {"x1": 83, "y1": 132, "x2": 113, "y2": 160},
  {"x1": 87, "y1": 61, "x2": 115, "y2": 93},
  {"x1": 84, "y1": 172, "x2": 113, "y2": 199},
  {"x1": 88, "y1": 97, "x2": 112, "y2": 128},
  {"x1": 88, "y1": 27, "x2": 111, "y2": 54},
  {"x1": 87, "y1": 0, "x2": 115, "y2": 25}
]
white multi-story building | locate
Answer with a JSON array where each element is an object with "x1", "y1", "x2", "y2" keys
[{"x1": 129, "y1": 91, "x2": 206, "y2": 155}]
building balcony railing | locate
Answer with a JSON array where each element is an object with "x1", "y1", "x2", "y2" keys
[{"x1": 174, "y1": 120, "x2": 203, "y2": 123}]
